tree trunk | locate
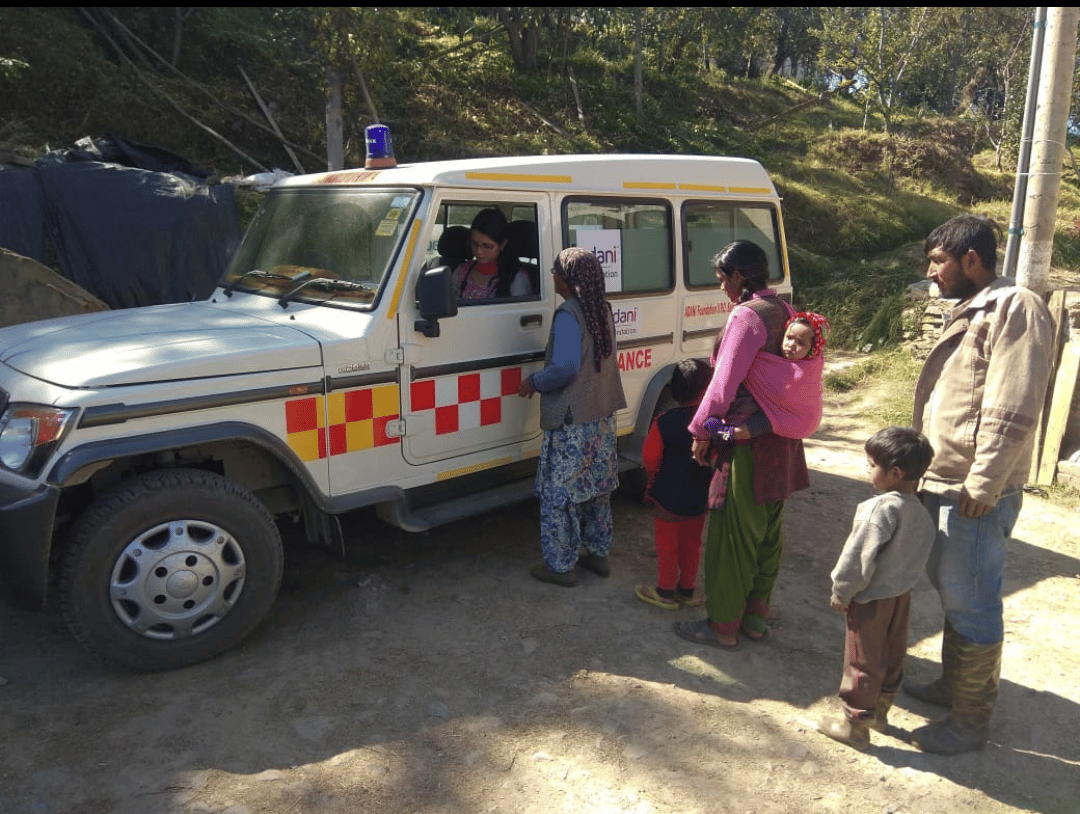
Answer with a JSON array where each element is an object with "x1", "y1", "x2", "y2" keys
[
  {"x1": 634, "y1": 9, "x2": 643, "y2": 123},
  {"x1": 325, "y1": 67, "x2": 344, "y2": 171},
  {"x1": 772, "y1": 18, "x2": 790, "y2": 75},
  {"x1": 496, "y1": 8, "x2": 538, "y2": 72},
  {"x1": 522, "y1": 19, "x2": 538, "y2": 72},
  {"x1": 568, "y1": 65, "x2": 586, "y2": 129},
  {"x1": 171, "y1": 8, "x2": 188, "y2": 67},
  {"x1": 352, "y1": 57, "x2": 380, "y2": 125}
]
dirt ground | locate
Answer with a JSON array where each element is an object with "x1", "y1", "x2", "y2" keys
[{"x1": 1, "y1": 371, "x2": 1079, "y2": 814}]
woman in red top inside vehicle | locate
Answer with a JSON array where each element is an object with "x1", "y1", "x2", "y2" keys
[{"x1": 452, "y1": 208, "x2": 532, "y2": 302}]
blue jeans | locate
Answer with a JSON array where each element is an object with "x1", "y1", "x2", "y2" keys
[{"x1": 921, "y1": 491, "x2": 1022, "y2": 644}]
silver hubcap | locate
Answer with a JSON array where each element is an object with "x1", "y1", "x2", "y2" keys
[{"x1": 109, "y1": 520, "x2": 246, "y2": 640}]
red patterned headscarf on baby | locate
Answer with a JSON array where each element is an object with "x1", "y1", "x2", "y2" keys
[{"x1": 786, "y1": 311, "x2": 831, "y2": 359}]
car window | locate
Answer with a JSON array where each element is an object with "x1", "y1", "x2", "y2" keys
[
  {"x1": 683, "y1": 201, "x2": 785, "y2": 287},
  {"x1": 563, "y1": 198, "x2": 673, "y2": 294},
  {"x1": 222, "y1": 188, "x2": 420, "y2": 307},
  {"x1": 426, "y1": 201, "x2": 540, "y2": 304}
]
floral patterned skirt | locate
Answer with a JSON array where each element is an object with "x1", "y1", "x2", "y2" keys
[
  {"x1": 534, "y1": 415, "x2": 619, "y2": 506},
  {"x1": 534, "y1": 415, "x2": 620, "y2": 572}
]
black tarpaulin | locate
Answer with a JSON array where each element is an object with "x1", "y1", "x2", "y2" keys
[
  {"x1": 0, "y1": 164, "x2": 49, "y2": 265},
  {"x1": 0, "y1": 135, "x2": 239, "y2": 309}
]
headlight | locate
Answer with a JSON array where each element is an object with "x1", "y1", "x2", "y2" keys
[{"x1": 0, "y1": 406, "x2": 76, "y2": 476}]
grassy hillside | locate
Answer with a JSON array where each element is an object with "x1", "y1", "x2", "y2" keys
[{"x1": 3, "y1": 7, "x2": 1079, "y2": 348}]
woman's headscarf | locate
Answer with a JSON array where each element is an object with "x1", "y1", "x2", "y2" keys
[
  {"x1": 786, "y1": 311, "x2": 831, "y2": 359},
  {"x1": 554, "y1": 247, "x2": 612, "y2": 370}
]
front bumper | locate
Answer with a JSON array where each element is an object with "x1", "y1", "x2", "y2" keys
[{"x1": 0, "y1": 480, "x2": 59, "y2": 609}]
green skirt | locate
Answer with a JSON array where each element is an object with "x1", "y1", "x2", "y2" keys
[{"x1": 703, "y1": 444, "x2": 785, "y2": 626}]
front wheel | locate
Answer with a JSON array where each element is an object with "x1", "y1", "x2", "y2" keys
[{"x1": 60, "y1": 469, "x2": 283, "y2": 671}]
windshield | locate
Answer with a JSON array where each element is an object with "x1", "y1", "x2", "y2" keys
[{"x1": 220, "y1": 188, "x2": 421, "y2": 307}]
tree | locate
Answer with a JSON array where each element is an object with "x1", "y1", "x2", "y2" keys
[
  {"x1": 496, "y1": 7, "x2": 542, "y2": 72},
  {"x1": 816, "y1": 7, "x2": 947, "y2": 133},
  {"x1": 698, "y1": 8, "x2": 817, "y2": 79},
  {"x1": 936, "y1": 7, "x2": 1034, "y2": 166},
  {"x1": 283, "y1": 7, "x2": 403, "y2": 168},
  {"x1": 769, "y1": 7, "x2": 822, "y2": 79},
  {"x1": 170, "y1": 7, "x2": 193, "y2": 66},
  {"x1": 700, "y1": 7, "x2": 773, "y2": 77}
]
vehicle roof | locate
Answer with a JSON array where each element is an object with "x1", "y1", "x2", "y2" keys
[{"x1": 277, "y1": 154, "x2": 778, "y2": 198}]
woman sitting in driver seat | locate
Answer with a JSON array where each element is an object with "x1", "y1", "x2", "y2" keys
[{"x1": 453, "y1": 208, "x2": 531, "y2": 302}]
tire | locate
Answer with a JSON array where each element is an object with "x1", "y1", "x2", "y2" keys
[{"x1": 59, "y1": 469, "x2": 283, "y2": 671}]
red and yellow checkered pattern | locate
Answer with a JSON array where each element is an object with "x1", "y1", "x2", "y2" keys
[
  {"x1": 410, "y1": 367, "x2": 522, "y2": 435},
  {"x1": 285, "y1": 384, "x2": 399, "y2": 462}
]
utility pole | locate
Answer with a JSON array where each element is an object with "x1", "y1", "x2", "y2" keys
[
  {"x1": 1015, "y1": 6, "x2": 1080, "y2": 295},
  {"x1": 1002, "y1": 7, "x2": 1046, "y2": 281}
]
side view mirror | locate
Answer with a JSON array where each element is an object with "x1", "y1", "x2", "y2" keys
[{"x1": 415, "y1": 265, "x2": 457, "y2": 337}]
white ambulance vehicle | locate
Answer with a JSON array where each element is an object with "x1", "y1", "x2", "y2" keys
[{"x1": 0, "y1": 153, "x2": 791, "y2": 670}]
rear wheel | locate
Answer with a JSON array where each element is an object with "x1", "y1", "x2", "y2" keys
[{"x1": 60, "y1": 469, "x2": 283, "y2": 671}]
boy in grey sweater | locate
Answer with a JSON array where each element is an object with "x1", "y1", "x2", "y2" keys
[{"x1": 818, "y1": 426, "x2": 936, "y2": 748}]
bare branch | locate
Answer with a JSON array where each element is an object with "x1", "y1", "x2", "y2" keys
[
  {"x1": 93, "y1": 8, "x2": 322, "y2": 165},
  {"x1": 239, "y1": 65, "x2": 305, "y2": 174},
  {"x1": 77, "y1": 8, "x2": 269, "y2": 172},
  {"x1": 515, "y1": 100, "x2": 572, "y2": 138},
  {"x1": 750, "y1": 80, "x2": 855, "y2": 132},
  {"x1": 431, "y1": 24, "x2": 504, "y2": 60}
]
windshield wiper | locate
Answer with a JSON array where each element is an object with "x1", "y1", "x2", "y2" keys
[
  {"x1": 223, "y1": 269, "x2": 311, "y2": 297},
  {"x1": 277, "y1": 277, "x2": 377, "y2": 308}
]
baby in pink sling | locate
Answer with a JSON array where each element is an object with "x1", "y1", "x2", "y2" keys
[{"x1": 702, "y1": 311, "x2": 829, "y2": 445}]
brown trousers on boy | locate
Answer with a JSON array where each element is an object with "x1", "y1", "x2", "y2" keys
[{"x1": 839, "y1": 592, "x2": 911, "y2": 719}]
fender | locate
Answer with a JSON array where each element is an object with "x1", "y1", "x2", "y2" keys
[
  {"x1": 49, "y1": 421, "x2": 406, "y2": 516},
  {"x1": 621, "y1": 363, "x2": 677, "y2": 467},
  {"x1": 0, "y1": 480, "x2": 60, "y2": 609}
]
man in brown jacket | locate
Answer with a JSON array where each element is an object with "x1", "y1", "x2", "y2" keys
[{"x1": 907, "y1": 214, "x2": 1054, "y2": 754}]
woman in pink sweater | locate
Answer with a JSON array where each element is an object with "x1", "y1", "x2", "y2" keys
[{"x1": 674, "y1": 241, "x2": 817, "y2": 650}]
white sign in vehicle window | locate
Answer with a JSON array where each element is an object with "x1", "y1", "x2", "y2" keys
[{"x1": 571, "y1": 227, "x2": 622, "y2": 293}]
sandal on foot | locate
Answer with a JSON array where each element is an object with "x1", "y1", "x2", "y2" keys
[
  {"x1": 676, "y1": 589, "x2": 703, "y2": 608},
  {"x1": 673, "y1": 619, "x2": 739, "y2": 650},
  {"x1": 635, "y1": 585, "x2": 679, "y2": 610},
  {"x1": 740, "y1": 614, "x2": 770, "y2": 642}
]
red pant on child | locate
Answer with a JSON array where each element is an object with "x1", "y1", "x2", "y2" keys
[{"x1": 654, "y1": 515, "x2": 707, "y2": 591}]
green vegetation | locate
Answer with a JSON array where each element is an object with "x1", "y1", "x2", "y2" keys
[
  {"x1": 824, "y1": 348, "x2": 920, "y2": 427},
  {"x1": 2, "y1": 7, "x2": 1079, "y2": 348},
  {"x1": 1043, "y1": 482, "x2": 1080, "y2": 509}
]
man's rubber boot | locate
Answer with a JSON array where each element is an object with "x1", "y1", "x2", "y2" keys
[
  {"x1": 912, "y1": 638, "x2": 1001, "y2": 755},
  {"x1": 869, "y1": 689, "x2": 897, "y2": 733},
  {"x1": 818, "y1": 713, "x2": 871, "y2": 749},
  {"x1": 904, "y1": 622, "x2": 961, "y2": 707}
]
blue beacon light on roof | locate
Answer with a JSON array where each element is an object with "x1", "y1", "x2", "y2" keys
[{"x1": 365, "y1": 124, "x2": 396, "y2": 170}]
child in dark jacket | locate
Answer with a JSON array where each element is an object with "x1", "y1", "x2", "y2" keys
[{"x1": 635, "y1": 358, "x2": 714, "y2": 609}]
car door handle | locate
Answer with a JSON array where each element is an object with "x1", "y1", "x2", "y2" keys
[{"x1": 520, "y1": 314, "x2": 543, "y2": 328}]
